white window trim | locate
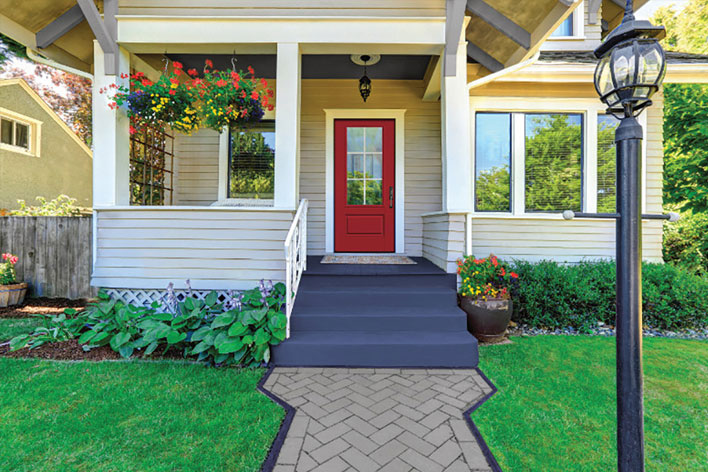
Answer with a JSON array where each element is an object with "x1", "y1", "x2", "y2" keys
[
  {"x1": 324, "y1": 109, "x2": 406, "y2": 254},
  {"x1": 542, "y1": 1, "x2": 586, "y2": 43},
  {"x1": 469, "y1": 96, "x2": 647, "y2": 219},
  {"x1": 0, "y1": 107, "x2": 42, "y2": 157}
]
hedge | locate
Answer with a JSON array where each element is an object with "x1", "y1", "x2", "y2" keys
[{"x1": 509, "y1": 260, "x2": 708, "y2": 331}]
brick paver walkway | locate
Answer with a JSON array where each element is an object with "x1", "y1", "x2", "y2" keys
[{"x1": 263, "y1": 368, "x2": 495, "y2": 472}]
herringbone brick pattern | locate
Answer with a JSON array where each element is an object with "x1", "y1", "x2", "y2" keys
[{"x1": 263, "y1": 368, "x2": 494, "y2": 472}]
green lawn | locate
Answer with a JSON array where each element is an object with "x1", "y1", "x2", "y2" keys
[
  {"x1": 0, "y1": 318, "x2": 44, "y2": 341},
  {"x1": 0, "y1": 359, "x2": 283, "y2": 472},
  {"x1": 474, "y1": 336, "x2": 708, "y2": 471}
]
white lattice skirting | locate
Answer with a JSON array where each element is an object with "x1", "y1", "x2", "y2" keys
[{"x1": 104, "y1": 288, "x2": 239, "y2": 308}]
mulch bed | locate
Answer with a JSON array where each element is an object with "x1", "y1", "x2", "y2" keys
[
  {"x1": 0, "y1": 339, "x2": 121, "y2": 361},
  {"x1": 0, "y1": 298, "x2": 89, "y2": 319}
]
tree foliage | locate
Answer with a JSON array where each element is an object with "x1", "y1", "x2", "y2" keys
[
  {"x1": 0, "y1": 64, "x2": 92, "y2": 145},
  {"x1": 652, "y1": 0, "x2": 708, "y2": 55},
  {"x1": 0, "y1": 34, "x2": 26, "y2": 66}
]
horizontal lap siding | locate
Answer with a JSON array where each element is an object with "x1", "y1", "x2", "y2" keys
[
  {"x1": 300, "y1": 79, "x2": 442, "y2": 256},
  {"x1": 422, "y1": 213, "x2": 465, "y2": 273},
  {"x1": 174, "y1": 129, "x2": 220, "y2": 206},
  {"x1": 92, "y1": 210, "x2": 293, "y2": 290},
  {"x1": 118, "y1": 0, "x2": 446, "y2": 16}
]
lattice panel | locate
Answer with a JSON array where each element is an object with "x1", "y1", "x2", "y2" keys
[{"x1": 104, "y1": 288, "x2": 238, "y2": 309}]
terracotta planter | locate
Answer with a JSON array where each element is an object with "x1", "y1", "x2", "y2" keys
[
  {"x1": 0, "y1": 282, "x2": 28, "y2": 308},
  {"x1": 458, "y1": 295, "x2": 512, "y2": 342}
]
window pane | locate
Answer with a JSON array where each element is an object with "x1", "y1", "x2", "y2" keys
[
  {"x1": 1, "y1": 119, "x2": 12, "y2": 145},
  {"x1": 475, "y1": 113, "x2": 511, "y2": 212},
  {"x1": 15, "y1": 123, "x2": 29, "y2": 149},
  {"x1": 347, "y1": 180, "x2": 364, "y2": 205},
  {"x1": 366, "y1": 180, "x2": 383, "y2": 205},
  {"x1": 365, "y1": 127, "x2": 382, "y2": 152},
  {"x1": 365, "y1": 154, "x2": 382, "y2": 178},
  {"x1": 347, "y1": 127, "x2": 364, "y2": 152},
  {"x1": 550, "y1": 16, "x2": 573, "y2": 37},
  {"x1": 597, "y1": 114, "x2": 621, "y2": 212},
  {"x1": 348, "y1": 154, "x2": 364, "y2": 177},
  {"x1": 525, "y1": 113, "x2": 583, "y2": 212},
  {"x1": 228, "y1": 122, "x2": 275, "y2": 200}
]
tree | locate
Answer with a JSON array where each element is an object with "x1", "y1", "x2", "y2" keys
[
  {"x1": 475, "y1": 166, "x2": 510, "y2": 211},
  {"x1": 0, "y1": 63, "x2": 92, "y2": 145},
  {"x1": 0, "y1": 34, "x2": 26, "y2": 66},
  {"x1": 652, "y1": 0, "x2": 708, "y2": 213}
]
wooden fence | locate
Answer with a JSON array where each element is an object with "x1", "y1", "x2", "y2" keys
[{"x1": 0, "y1": 216, "x2": 94, "y2": 299}]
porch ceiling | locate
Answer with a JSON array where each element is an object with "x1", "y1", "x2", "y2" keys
[{"x1": 167, "y1": 54, "x2": 432, "y2": 80}]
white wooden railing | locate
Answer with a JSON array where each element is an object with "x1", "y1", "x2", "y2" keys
[{"x1": 284, "y1": 199, "x2": 308, "y2": 338}]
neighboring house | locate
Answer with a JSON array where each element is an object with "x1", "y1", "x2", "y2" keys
[
  {"x1": 2, "y1": 0, "x2": 707, "y2": 366},
  {"x1": 0, "y1": 78, "x2": 92, "y2": 210}
]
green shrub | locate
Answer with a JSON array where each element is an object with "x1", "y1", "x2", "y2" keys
[
  {"x1": 11, "y1": 195, "x2": 84, "y2": 216},
  {"x1": 510, "y1": 260, "x2": 708, "y2": 331},
  {"x1": 663, "y1": 210, "x2": 708, "y2": 276},
  {"x1": 8, "y1": 311, "x2": 84, "y2": 351},
  {"x1": 10, "y1": 281, "x2": 288, "y2": 366}
]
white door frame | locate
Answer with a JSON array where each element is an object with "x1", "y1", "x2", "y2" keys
[{"x1": 324, "y1": 109, "x2": 406, "y2": 254}]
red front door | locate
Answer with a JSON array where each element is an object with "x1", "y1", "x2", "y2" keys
[{"x1": 334, "y1": 119, "x2": 395, "y2": 252}]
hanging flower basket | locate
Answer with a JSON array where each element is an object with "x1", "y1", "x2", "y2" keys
[
  {"x1": 194, "y1": 60, "x2": 274, "y2": 132},
  {"x1": 103, "y1": 62, "x2": 200, "y2": 134}
]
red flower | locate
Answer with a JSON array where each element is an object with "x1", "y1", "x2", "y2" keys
[
  {"x1": 205, "y1": 59, "x2": 213, "y2": 68},
  {"x1": 233, "y1": 81, "x2": 240, "y2": 90},
  {"x1": 260, "y1": 78, "x2": 268, "y2": 88},
  {"x1": 169, "y1": 89, "x2": 176, "y2": 95},
  {"x1": 216, "y1": 79, "x2": 227, "y2": 87},
  {"x1": 510, "y1": 272, "x2": 519, "y2": 279},
  {"x1": 240, "y1": 90, "x2": 247, "y2": 98},
  {"x1": 141, "y1": 78, "x2": 153, "y2": 87},
  {"x1": 170, "y1": 78, "x2": 179, "y2": 85},
  {"x1": 120, "y1": 73, "x2": 129, "y2": 79},
  {"x1": 251, "y1": 91, "x2": 259, "y2": 100},
  {"x1": 231, "y1": 71, "x2": 241, "y2": 81},
  {"x1": 500, "y1": 267, "x2": 506, "y2": 276},
  {"x1": 247, "y1": 65, "x2": 255, "y2": 75},
  {"x1": 11, "y1": 256, "x2": 18, "y2": 264},
  {"x1": 187, "y1": 68, "x2": 199, "y2": 77},
  {"x1": 174, "y1": 68, "x2": 182, "y2": 76},
  {"x1": 173, "y1": 61, "x2": 183, "y2": 69},
  {"x1": 129, "y1": 125, "x2": 137, "y2": 135}
]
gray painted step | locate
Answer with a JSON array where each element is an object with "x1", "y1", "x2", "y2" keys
[{"x1": 272, "y1": 331, "x2": 479, "y2": 367}]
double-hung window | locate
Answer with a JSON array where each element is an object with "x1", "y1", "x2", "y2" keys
[
  {"x1": 472, "y1": 98, "x2": 645, "y2": 217},
  {"x1": 0, "y1": 115, "x2": 32, "y2": 154}
]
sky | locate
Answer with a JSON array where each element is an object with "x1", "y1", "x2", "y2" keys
[{"x1": 636, "y1": 0, "x2": 691, "y2": 19}]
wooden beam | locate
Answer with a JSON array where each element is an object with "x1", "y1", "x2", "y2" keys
[
  {"x1": 466, "y1": 42, "x2": 504, "y2": 73},
  {"x1": 465, "y1": 0, "x2": 530, "y2": 49},
  {"x1": 422, "y1": 55, "x2": 442, "y2": 101},
  {"x1": 36, "y1": 5, "x2": 85, "y2": 49},
  {"x1": 445, "y1": 0, "x2": 467, "y2": 77},
  {"x1": 77, "y1": 0, "x2": 118, "y2": 74}
]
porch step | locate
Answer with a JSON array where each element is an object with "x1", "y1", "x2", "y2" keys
[
  {"x1": 272, "y1": 257, "x2": 479, "y2": 368},
  {"x1": 272, "y1": 331, "x2": 478, "y2": 368}
]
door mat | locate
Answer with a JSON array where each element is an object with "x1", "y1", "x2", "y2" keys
[{"x1": 321, "y1": 255, "x2": 416, "y2": 265}]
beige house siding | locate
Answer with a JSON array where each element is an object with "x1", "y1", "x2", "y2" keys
[
  {"x1": 173, "y1": 128, "x2": 220, "y2": 206},
  {"x1": 299, "y1": 79, "x2": 442, "y2": 256},
  {"x1": 118, "y1": 0, "x2": 446, "y2": 17},
  {"x1": 92, "y1": 209, "x2": 293, "y2": 290},
  {"x1": 422, "y1": 212, "x2": 465, "y2": 272},
  {"x1": 0, "y1": 81, "x2": 92, "y2": 210}
]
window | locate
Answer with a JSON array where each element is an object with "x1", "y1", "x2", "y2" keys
[
  {"x1": 0, "y1": 116, "x2": 31, "y2": 152},
  {"x1": 550, "y1": 15, "x2": 573, "y2": 37},
  {"x1": 346, "y1": 126, "x2": 383, "y2": 205},
  {"x1": 525, "y1": 113, "x2": 583, "y2": 212},
  {"x1": 475, "y1": 113, "x2": 511, "y2": 212},
  {"x1": 129, "y1": 123, "x2": 174, "y2": 205},
  {"x1": 597, "y1": 114, "x2": 621, "y2": 212},
  {"x1": 228, "y1": 122, "x2": 275, "y2": 200}
]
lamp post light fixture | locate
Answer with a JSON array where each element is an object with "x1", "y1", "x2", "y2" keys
[
  {"x1": 351, "y1": 54, "x2": 380, "y2": 102},
  {"x1": 593, "y1": 1, "x2": 666, "y2": 471}
]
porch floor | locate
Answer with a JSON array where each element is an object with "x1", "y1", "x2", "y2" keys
[{"x1": 272, "y1": 256, "x2": 479, "y2": 368}]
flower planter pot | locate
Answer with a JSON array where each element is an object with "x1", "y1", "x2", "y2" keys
[
  {"x1": 458, "y1": 295, "x2": 512, "y2": 342},
  {"x1": 0, "y1": 282, "x2": 28, "y2": 308}
]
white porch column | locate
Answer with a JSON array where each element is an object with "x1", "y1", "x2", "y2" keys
[
  {"x1": 273, "y1": 42, "x2": 301, "y2": 209},
  {"x1": 441, "y1": 38, "x2": 472, "y2": 212},
  {"x1": 92, "y1": 42, "x2": 130, "y2": 206}
]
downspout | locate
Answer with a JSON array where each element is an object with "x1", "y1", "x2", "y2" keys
[
  {"x1": 467, "y1": 50, "x2": 540, "y2": 90},
  {"x1": 26, "y1": 48, "x2": 94, "y2": 80}
]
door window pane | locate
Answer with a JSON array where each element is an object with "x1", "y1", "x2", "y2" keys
[
  {"x1": 15, "y1": 123, "x2": 29, "y2": 149},
  {"x1": 346, "y1": 126, "x2": 384, "y2": 206},
  {"x1": 228, "y1": 122, "x2": 275, "y2": 200},
  {"x1": 597, "y1": 114, "x2": 621, "y2": 212},
  {"x1": 475, "y1": 113, "x2": 511, "y2": 212},
  {"x1": 1, "y1": 119, "x2": 12, "y2": 145},
  {"x1": 525, "y1": 113, "x2": 583, "y2": 212}
]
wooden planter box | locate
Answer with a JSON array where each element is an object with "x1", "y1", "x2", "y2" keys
[{"x1": 0, "y1": 283, "x2": 28, "y2": 308}]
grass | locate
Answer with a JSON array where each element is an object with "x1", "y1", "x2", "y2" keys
[
  {"x1": 0, "y1": 317, "x2": 44, "y2": 341},
  {"x1": 0, "y1": 359, "x2": 284, "y2": 472},
  {"x1": 474, "y1": 336, "x2": 708, "y2": 471}
]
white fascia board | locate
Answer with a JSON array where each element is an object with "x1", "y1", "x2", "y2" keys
[{"x1": 116, "y1": 16, "x2": 446, "y2": 50}]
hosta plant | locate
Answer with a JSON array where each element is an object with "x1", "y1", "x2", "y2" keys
[{"x1": 9, "y1": 311, "x2": 84, "y2": 351}]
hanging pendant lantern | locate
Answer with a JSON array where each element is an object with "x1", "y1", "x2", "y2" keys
[{"x1": 351, "y1": 54, "x2": 380, "y2": 103}]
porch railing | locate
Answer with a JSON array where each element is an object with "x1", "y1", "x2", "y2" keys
[{"x1": 284, "y1": 199, "x2": 308, "y2": 338}]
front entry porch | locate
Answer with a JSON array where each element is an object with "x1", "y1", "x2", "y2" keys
[{"x1": 272, "y1": 256, "x2": 479, "y2": 367}]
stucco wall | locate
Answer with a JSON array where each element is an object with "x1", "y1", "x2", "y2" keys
[{"x1": 0, "y1": 82, "x2": 92, "y2": 210}]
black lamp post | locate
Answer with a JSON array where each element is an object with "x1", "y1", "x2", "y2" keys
[
  {"x1": 564, "y1": 1, "x2": 670, "y2": 470},
  {"x1": 594, "y1": 2, "x2": 666, "y2": 471}
]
